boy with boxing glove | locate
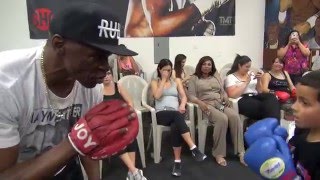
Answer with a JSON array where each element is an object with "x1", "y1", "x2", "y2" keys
[
  {"x1": 244, "y1": 70, "x2": 320, "y2": 179},
  {"x1": 288, "y1": 70, "x2": 320, "y2": 179}
]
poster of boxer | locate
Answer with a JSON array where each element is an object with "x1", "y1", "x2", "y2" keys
[
  {"x1": 263, "y1": 0, "x2": 320, "y2": 70},
  {"x1": 27, "y1": 0, "x2": 235, "y2": 38}
]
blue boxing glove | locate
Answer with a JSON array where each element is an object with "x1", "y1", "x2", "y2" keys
[
  {"x1": 245, "y1": 118, "x2": 288, "y2": 146},
  {"x1": 244, "y1": 135, "x2": 300, "y2": 179}
]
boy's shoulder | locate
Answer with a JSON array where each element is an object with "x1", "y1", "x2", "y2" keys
[
  {"x1": 289, "y1": 131, "x2": 320, "y2": 161},
  {"x1": 289, "y1": 132, "x2": 308, "y2": 147},
  {"x1": 290, "y1": 132, "x2": 320, "y2": 179}
]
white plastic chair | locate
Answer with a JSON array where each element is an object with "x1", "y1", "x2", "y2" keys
[
  {"x1": 184, "y1": 65, "x2": 195, "y2": 76},
  {"x1": 141, "y1": 83, "x2": 195, "y2": 163},
  {"x1": 219, "y1": 63, "x2": 232, "y2": 81},
  {"x1": 108, "y1": 54, "x2": 119, "y2": 82},
  {"x1": 117, "y1": 75, "x2": 148, "y2": 168}
]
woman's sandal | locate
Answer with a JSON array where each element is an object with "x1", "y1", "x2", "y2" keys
[
  {"x1": 239, "y1": 152, "x2": 247, "y2": 166},
  {"x1": 215, "y1": 156, "x2": 227, "y2": 167}
]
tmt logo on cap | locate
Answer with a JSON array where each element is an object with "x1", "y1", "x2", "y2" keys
[{"x1": 98, "y1": 19, "x2": 121, "y2": 40}]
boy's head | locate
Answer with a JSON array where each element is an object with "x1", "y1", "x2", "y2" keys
[{"x1": 292, "y1": 70, "x2": 320, "y2": 129}]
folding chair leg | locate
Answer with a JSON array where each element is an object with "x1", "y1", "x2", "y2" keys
[
  {"x1": 147, "y1": 128, "x2": 152, "y2": 151},
  {"x1": 80, "y1": 161, "x2": 88, "y2": 180},
  {"x1": 136, "y1": 111, "x2": 146, "y2": 168},
  {"x1": 99, "y1": 160, "x2": 103, "y2": 179},
  {"x1": 154, "y1": 128, "x2": 163, "y2": 163}
]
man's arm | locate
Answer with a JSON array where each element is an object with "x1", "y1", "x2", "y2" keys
[
  {"x1": 80, "y1": 156, "x2": 100, "y2": 180},
  {"x1": 0, "y1": 139, "x2": 77, "y2": 180},
  {"x1": 146, "y1": 0, "x2": 201, "y2": 36}
]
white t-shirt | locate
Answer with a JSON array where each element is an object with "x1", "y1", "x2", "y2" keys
[
  {"x1": 224, "y1": 72, "x2": 258, "y2": 96},
  {"x1": 0, "y1": 46, "x2": 103, "y2": 162}
]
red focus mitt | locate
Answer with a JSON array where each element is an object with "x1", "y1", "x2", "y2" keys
[
  {"x1": 275, "y1": 91, "x2": 291, "y2": 103},
  {"x1": 68, "y1": 99, "x2": 139, "y2": 159}
]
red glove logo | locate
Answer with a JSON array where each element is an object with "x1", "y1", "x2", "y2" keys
[
  {"x1": 68, "y1": 100, "x2": 139, "y2": 159},
  {"x1": 73, "y1": 122, "x2": 98, "y2": 148}
]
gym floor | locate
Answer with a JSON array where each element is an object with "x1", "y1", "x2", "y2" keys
[{"x1": 102, "y1": 113, "x2": 260, "y2": 180}]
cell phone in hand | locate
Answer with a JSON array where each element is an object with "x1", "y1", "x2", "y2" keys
[{"x1": 291, "y1": 33, "x2": 298, "y2": 40}]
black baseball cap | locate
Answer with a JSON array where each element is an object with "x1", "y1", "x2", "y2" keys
[{"x1": 49, "y1": 2, "x2": 138, "y2": 56}]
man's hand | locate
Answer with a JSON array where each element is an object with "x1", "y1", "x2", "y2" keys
[{"x1": 68, "y1": 100, "x2": 139, "y2": 160}]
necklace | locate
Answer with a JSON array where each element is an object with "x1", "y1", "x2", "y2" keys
[{"x1": 40, "y1": 50, "x2": 64, "y2": 118}]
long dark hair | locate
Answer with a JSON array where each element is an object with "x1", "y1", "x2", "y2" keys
[
  {"x1": 157, "y1": 59, "x2": 173, "y2": 79},
  {"x1": 284, "y1": 30, "x2": 303, "y2": 46},
  {"x1": 227, "y1": 54, "x2": 252, "y2": 75},
  {"x1": 174, "y1": 54, "x2": 186, "y2": 78},
  {"x1": 194, "y1": 56, "x2": 216, "y2": 78}
]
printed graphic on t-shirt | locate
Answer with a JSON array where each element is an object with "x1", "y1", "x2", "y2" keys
[
  {"x1": 296, "y1": 162, "x2": 311, "y2": 180},
  {"x1": 19, "y1": 104, "x2": 82, "y2": 162}
]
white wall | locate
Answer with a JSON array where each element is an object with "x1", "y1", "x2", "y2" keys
[
  {"x1": 0, "y1": 0, "x2": 265, "y2": 81},
  {"x1": 0, "y1": 0, "x2": 45, "y2": 51}
]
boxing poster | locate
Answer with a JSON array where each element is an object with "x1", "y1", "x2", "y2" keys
[
  {"x1": 27, "y1": 0, "x2": 235, "y2": 39},
  {"x1": 263, "y1": 0, "x2": 320, "y2": 70},
  {"x1": 27, "y1": 0, "x2": 129, "y2": 39}
]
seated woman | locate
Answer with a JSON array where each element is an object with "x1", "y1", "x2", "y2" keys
[
  {"x1": 172, "y1": 54, "x2": 191, "y2": 87},
  {"x1": 103, "y1": 69, "x2": 146, "y2": 180},
  {"x1": 225, "y1": 54, "x2": 281, "y2": 122},
  {"x1": 261, "y1": 57, "x2": 296, "y2": 120},
  {"x1": 151, "y1": 59, "x2": 206, "y2": 177},
  {"x1": 187, "y1": 56, "x2": 246, "y2": 167}
]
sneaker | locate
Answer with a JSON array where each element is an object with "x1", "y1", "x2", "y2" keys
[
  {"x1": 191, "y1": 147, "x2": 207, "y2": 161},
  {"x1": 172, "y1": 162, "x2": 182, "y2": 177},
  {"x1": 126, "y1": 171, "x2": 132, "y2": 180},
  {"x1": 127, "y1": 169, "x2": 147, "y2": 180}
]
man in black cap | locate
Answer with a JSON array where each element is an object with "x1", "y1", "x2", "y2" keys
[{"x1": 0, "y1": 2, "x2": 140, "y2": 179}]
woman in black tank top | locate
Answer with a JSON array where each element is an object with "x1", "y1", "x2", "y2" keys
[
  {"x1": 261, "y1": 58, "x2": 296, "y2": 120},
  {"x1": 102, "y1": 70, "x2": 147, "y2": 180},
  {"x1": 261, "y1": 58, "x2": 295, "y2": 95},
  {"x1": 103, "y1": 80, "x2": 123, "y2": 101}
]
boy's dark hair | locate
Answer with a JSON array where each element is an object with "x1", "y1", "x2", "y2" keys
[{"x1": 299, "y1": 70, "x2": 320, "y2": 101}]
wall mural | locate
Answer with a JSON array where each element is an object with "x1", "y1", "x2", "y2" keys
[
  {"x1": 263, "y1": 0, "x2": 320, "y2": 70},
  {"x1": 27, "y1": 0, "x2": 235, "y2": 38}
]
